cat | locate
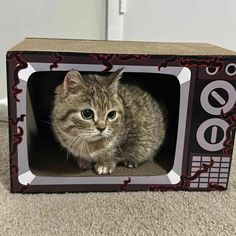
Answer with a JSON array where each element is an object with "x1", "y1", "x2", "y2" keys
[{"x1": 51, "y1": 69, "x2": 167, "y2": 175}]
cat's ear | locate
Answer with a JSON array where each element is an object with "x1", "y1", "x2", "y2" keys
[
  {"x1": 63, "y1": 70, "x2": 84, "y2": 94},
  {"x1": 108, "y1": 68, "x2": 124, "y2": 92}
]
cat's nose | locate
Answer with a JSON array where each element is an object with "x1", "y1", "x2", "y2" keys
[
  {"x1": 96, "y1": 120, "x2": 106, "y2": 132},
  {"x1": 96, "y1": 127, "x2": 105, "y2": 132}
]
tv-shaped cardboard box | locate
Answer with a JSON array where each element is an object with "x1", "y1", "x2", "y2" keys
[{"x1": 6, "y1": 38, "x2": 236, "y2": 193}]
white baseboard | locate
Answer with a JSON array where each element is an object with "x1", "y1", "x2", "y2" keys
[{"x1": 0, "y1": 97, "x2": 8, "y2": 122}]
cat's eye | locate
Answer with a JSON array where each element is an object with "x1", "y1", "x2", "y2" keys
[
  {"x1": 107, "y1": 111, "x2": 117, "y2": 120},
  {"x1": 81, "y1": 109, "x2": 94, "y2": 120}
]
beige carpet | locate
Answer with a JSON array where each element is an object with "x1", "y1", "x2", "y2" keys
[{"x1": 0, "y1": 121, "x2": 236, "y2": 236}]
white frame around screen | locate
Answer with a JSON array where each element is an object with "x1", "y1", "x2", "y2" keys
[{"x1": 17, "y1": 63, "x2": 191, "y2": 186}]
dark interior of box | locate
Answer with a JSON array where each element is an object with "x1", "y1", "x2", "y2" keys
[{"x1": 27, "y1": 71, "x2": 180, "y2": 177}]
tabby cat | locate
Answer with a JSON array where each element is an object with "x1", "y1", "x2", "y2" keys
[{"x1": 51, "y1": 69, "x2": 167, "y2": 175}]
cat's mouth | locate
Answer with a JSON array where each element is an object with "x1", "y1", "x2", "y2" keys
[
  {"x1": 81, "y1": 129, "x2": 112, "y2": 142},
  {"x1": 87, "y1": 135, "x2": 105, "y2": 142},
  {"x1": 88, "y1": 131, "x2": 111, "y2": 141}
]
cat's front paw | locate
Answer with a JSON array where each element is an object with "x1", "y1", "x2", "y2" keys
[
  {"x1": 124, "y1": 160, "x2": 138, "y2": 168},
  {"x1": 94, "y1": 163, "x2": 116, "y2": 175}
]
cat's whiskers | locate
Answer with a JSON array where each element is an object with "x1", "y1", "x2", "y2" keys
[
  {"x1": 104, "y1": 136, "x2": 113, "y2": 160},
  {"x1": 66, "y1": 150, "x2": 70, "y2": 163},
  {"x1": 103, "y1": 129, "x2": 112, "y2": 137},
  {"x1": 68, "y1": 134, "x2": 89, "y2": 160},
  {"x1": 70, "y1": 134, "x2": 95, "y2": 160},
  {"x1": 71, "y1": 134, "x2": 85, "y2": 150},
  {"x1": 68, "y1": 133, "x2": 82, "y2": 150},
  {"x1": 74, "y1": 135, "x2": 84, "y2": 151},
  {"x1": 85, "y1": 134, "x2": 98, "y2": 160},
  {"x1": 108, "y1": 137, "x2": 113, "y2": 160}
]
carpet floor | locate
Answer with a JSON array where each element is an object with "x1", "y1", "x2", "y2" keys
[{"x1": 0, "y1": 121, "x2": 236, "y2": 236}]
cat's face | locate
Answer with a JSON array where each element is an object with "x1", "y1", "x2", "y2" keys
[{"x1": 52, "y1": 70, "x2": 124, "y2": 145}]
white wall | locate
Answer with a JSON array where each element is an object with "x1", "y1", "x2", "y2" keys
[
  {"x1": 0, "y1": 0, "x2": 106, "y2": 99},
  {"x1": 3, "y1": 0, "x2": 236, "y2": 98},
  {"x1": 118, "y1": 0, "x2": 236, "y2": 51}
]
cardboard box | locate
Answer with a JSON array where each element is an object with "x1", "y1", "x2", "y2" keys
[{"x1": 7, "y1": 38, "x2": 236, "y2": 193}]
